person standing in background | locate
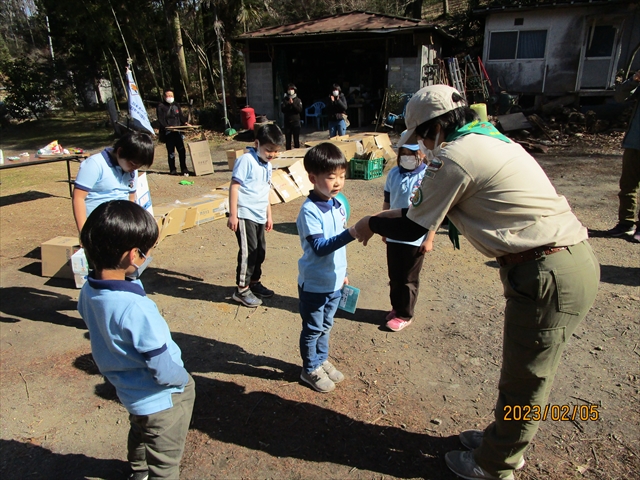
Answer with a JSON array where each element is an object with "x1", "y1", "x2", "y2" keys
[
  {"x1": 156, "y1": 89, "x2": 190, "y2": 176},
  {"x1": 326, "y1": 84, "x2": 348, "y2": 138},
  {"x1": 281, "y1": 83, "x2": 303, "y2": 150},
  {"x1": 605, "y1": 70, "x2": 640, "y2": 242}
]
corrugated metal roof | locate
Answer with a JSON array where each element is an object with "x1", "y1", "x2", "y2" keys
[
  {"x1": 474, "y1": 0, "x2": 631, "y2": 15},
  {"x1": 237, "y1": 11, "x2": 441, "y2": 40}
]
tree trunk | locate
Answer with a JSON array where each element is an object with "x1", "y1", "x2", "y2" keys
[
  {"x1": 404, "y1": 0, "x2": 424, "y2": 19},
  {"x1": 164, "y1": 1, "x2": 190, "y2": 98},
  {"x1": 140, "y1": 41, "x2": 162, "y2": 100},
  {"x1": 201, "y1": 2, "x2": 218, "y2": 96}
]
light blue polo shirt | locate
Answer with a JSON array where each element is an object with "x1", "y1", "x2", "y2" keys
[
  {"x1": 297, "y1": 192, "x2": 349, "y2": 293},
  {"x1": 78, "y1": 275, "x2": 187, "y2": 416},
  {"x1": 384, "y1": 164, "x2": 427, "y2": 247},
  {"x1": 74, "y1": 148, "x2": 138, "y2": 216},
  {"x1": 232, "y1": 148, "x2": 272, "y2": 224}
]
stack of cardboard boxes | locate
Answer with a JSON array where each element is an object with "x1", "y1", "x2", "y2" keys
[{"x1": 153, "y1": 193, "x2": 229, "y2": 244}]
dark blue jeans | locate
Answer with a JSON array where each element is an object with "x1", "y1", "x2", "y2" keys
[
  {"x1": 328, "y1": 119, "x2": 346, "y2": 138},
  {"x1": 298, "y1": 287, "x2": 342, "y2": 373}
]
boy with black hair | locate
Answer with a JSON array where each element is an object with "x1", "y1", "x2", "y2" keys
[
  {"x1": 78, "y1": 200, "x2": 195, "y2": 480},
  {"x1": 227, "y1": 123, "x2": 284, "y2": 307},
  {"x1": 72, "y1": 131, "x2": 154, "y2": 233},
  {"x1": 297, "y1": 143, "x2": 356, "y2": 392}
]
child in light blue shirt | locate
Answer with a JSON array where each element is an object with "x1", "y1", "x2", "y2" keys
[
  {"x1": 382, "y1": 144, "x2": 435, "y2": 332},
  {"x1": 227, "y1": 124, "x2": 284, "y2": 307},
  {"x1": 72, "y1": 132, "x2": 154, "y2": 233},
  {"x1": 297, "y1": 143, "x2": 356, "y2": 393},
  {"x1": 77, "y1": 200, "x2": 194, "y2": 480}
]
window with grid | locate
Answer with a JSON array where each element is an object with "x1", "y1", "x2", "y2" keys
[{"x1": 489, "y1": 30, "x2": 547, "y2": 60}]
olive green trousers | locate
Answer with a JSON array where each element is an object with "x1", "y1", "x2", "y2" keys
[
  {"x1": 128, "y1": 376, "x2": 196, "y2": 479},
  {"x1": 618, "y1": 147, "x2": 640, "y2": 226},
  {"x1": 474, "y1": 241, "x2": 599, "y2": 478}
]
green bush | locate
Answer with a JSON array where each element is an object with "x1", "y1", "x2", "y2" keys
[
  {"x1": 196, "y1": 104, "x2": 226, "y2": 130},
  {"x1": 2, "y1": 59, "x2": 55, "y2": 120}
]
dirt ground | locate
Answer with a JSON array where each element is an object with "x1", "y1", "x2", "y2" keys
[{"x1": 0, "y1": 126, "x2": 639, "y2": 480}]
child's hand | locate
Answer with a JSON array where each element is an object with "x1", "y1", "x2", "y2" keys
[
  {"x1": 419, "y1": 238, "x2": 434, "y2": 253},
  {"x1": 265, "y1": 218, "x2": 273, "y2": 232},
  {"x1": 227, "y1": 214, "x2": 239, "y2": 232},
  {"x1": 343, "y1": 277, "x2": 349, "y2": 285}
]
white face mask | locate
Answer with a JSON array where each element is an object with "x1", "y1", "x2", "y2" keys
[
  {"x1": 128, "y1": 250, "x2": 152, "y2": 279},
  {"x1": 399, "y1": 155, "x2": 421, "y2": 170},
  {"x1": 165, "y1": 97, "x2": 174, "y2": 104},
  {"x1": 332, "y1": 90, "x2": 339, "y2": 97},
  {"x1": 419, "y1": 131, "x2": 441, "y2": 164}
]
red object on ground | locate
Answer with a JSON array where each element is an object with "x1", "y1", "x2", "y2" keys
[{"x1": 241, "y1": 106, "x2": 256, "y2": 131}]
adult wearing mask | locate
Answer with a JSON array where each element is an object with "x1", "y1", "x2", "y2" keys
[
  {"x1": 326, "y1": 84, "x2": 348, "y2": 138},
  {"x1": 156, "y1": 89, "x2": 190, "y2": 176},
  {"x1": 604, "y1": 70, "x2": 640, "y2": 242},
  {"x1": 352, "y1": 85, "x2": 600, "y2": 480},
  {"x1": 281, "y1": 83, "x2": 303, "y2": 150}
]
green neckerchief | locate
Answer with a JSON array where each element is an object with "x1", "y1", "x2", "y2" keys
[{"x1": 446, "y1": 120, "x2": 512, "y2": 144}]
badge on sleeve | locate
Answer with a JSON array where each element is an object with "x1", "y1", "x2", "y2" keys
[{"x1": 411, "y1": 187, "x2": 423, "y2": 206}]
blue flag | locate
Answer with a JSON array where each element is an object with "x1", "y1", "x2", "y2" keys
[{"x1": 126, "y1": 68, "x2": 154, "y2": 135}]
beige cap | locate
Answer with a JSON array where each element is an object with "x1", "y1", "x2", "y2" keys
[{"x1": 398, "y1": 85, "x2": 466, "y2": 146}]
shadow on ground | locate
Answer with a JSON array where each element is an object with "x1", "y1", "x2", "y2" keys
[{"x1": 0, "y1": 439, "x2": 128, "y2": 480}]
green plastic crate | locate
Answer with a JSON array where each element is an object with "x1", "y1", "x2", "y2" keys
[{"x1": 349, "y1": 157, "x2": 384, "y2": 180}]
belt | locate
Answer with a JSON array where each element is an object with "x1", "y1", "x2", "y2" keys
[{"x1": 497, "y1": 246, "x2": 568, "y2": 267}]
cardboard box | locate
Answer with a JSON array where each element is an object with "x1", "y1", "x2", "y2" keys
[
  {"x1": 135, "y1": 172, "x2": 153, "y2": 217},
  {"x1": 71, "y1": 248, "x2": 89, "y2": 288},
  {"x1": 304, "y1": 140, "x2": 359, "y2": 165},
  {"x1": 269, "y1": 187, "x2": 282, "y2": 205},
  {"x1": 71, "y1": 248, "x2": 89, "y2": 275},
  {"x1": 364, "y1": 132, "x2": 393, "y2": 149},
  {"x1": 277, "y1": 147, "x2": 309, "y2": 159},
  {"x1": 270, "y1": 169, "x2": 302, "y2": 203},
  {"x1": 188, "y1": 140, "x2": 214, "y2": 176},
  {"x1": 41, "y1": 236, "x2": 81, "y2": 278},
  {"x1": 154, "y1": 204, "x2": 188, "y2": 242},
  {"x1": 181, "y1": 195, "x2": 228, "y2": 229},
  {"x1": 287, "y1": 159, "x2": 313, "y2": 195},
  {"x1": 226, "y1": 149, "x2": 245, "y2": 171}
]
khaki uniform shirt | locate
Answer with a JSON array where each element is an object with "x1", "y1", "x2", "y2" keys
[{"x1": 407, "y1": 134, "x2": 587, "y2": 258}]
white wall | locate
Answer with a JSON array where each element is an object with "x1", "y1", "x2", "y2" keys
[
  {"x1": 482, "y1": 5, "x2": 630, "y2": 94},
  {"x1": 246, "y1": 62, "x2": 274, "y2": 119}
]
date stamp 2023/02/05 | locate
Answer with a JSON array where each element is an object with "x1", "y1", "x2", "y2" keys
[{"x1": 503, "y1": 404, "x2": 600, "y2": 422}]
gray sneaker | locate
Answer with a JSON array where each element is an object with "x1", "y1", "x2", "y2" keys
[
  {"x1": 300, "y1": 366, "x2": 335, "y2": 393},
  {"x1": 445, "y1": 450, "x2": 514, "y2": 480},
  {"x1": 321, "y1": 360, "x2": 344, "y2": 383},
  {"x1": 232, "y1": 288, "x2": 262, "y2": 307},
  {"x1": 459, "y1": 430, "x2": 525, "y2": 470},
  {"x1": 127, "y1": 471, "x2": 149, "y2": 480}
]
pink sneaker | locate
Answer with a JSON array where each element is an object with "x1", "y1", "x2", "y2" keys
[
  {"x1": 385, "y1": 310, "x2": 396, "y2": 322},
  {"x1": 386, "y1": 317, "x2": 412, "y2": 332}
]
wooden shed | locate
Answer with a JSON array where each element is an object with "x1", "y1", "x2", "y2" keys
[{"x1": 236, "y1": 11, "x2": 454, "y2": 124}]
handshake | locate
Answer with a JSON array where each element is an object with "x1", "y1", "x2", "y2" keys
[{"x1": 348, "y1": 216, "x2": 374, "y2": 245}]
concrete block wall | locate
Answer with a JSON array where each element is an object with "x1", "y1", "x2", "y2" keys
[{"x1": 247, "y1": 62, "x2": 275, "y2": 119}]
